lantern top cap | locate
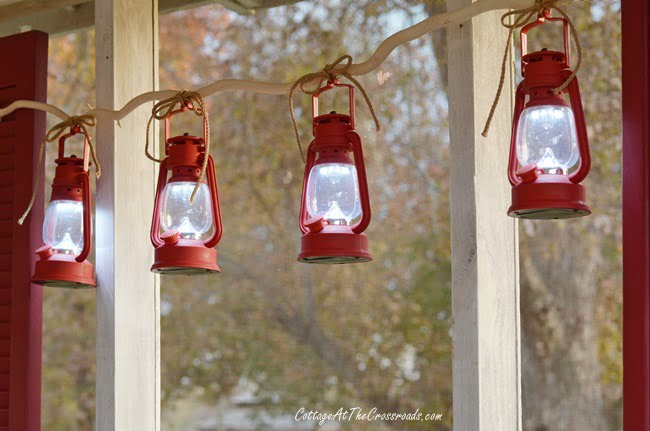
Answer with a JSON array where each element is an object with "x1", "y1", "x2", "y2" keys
[
  {"x1": 54, "y1": 155, "x2": 87, "y2": 166},
  {"x1": 313, "y1": 112, "x2": 352, "y2": 126},
  {"x1": 55, "y1": 127, "x2": 91, "y2": 171},
  {"x1": 521, "y1": 49, "x2": 569, "y2": 80},
  {"x1": 167, "y1": 133, "x2": 204, "y2": 144},
  {"x1": 522, "y1": 49, "x2": 568, "y2": 67}
]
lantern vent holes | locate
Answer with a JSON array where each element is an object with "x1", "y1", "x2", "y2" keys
[
  {"x1": 51, "y1": 185, "x2": 82, "y2": 198},
  {"x1": 170, "y1": 167, "x2": 201, "y2": 176},
  {"x1": 319, "y1": 149, "x2": 348, "y2": 154}
]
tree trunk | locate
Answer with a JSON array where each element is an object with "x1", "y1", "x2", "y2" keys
[{"x1": 519, "y1": 222, "x2": 609, "y2": 431}]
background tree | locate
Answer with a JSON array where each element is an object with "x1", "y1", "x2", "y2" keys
[{"x1": 518, "y1": 2, "x2": 622, "y2": 430}]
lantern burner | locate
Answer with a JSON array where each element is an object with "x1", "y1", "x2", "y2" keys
[
  {"x1": 298, "y1": 217, "x2": 371, "y2": 264},
  {"x1": 150, "y1": 236, "x2": 220, "y2": 275},
  {"x1": 32, "y1": 247, "x2": 96, "y2": 288},
  {"x1": 508, "y1": 164, "x2": 591, "y2": 220}
]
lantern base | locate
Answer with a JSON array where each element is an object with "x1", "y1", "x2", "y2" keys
[
  {"x1": 508, "y1": 174, "x2": 591, "y2": 220},
  {"x1": 151, "y1": 238, "x2": 220, "y2": 275},
  {"x1": 32, "y1": 254, "x2": 96, "y2": 288},
  {"x1": 298, "y1": 225, "x2": 372, "y2": 264}
]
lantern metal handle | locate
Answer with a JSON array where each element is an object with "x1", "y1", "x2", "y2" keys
[
  {"x1": 58, "y1": 125, "x2": 91, "y2": 172},
  {"x1": 520, "y1": 9, "x2": 570, "y2": 72},
  {"x1": 76, "y1": 173, "x2": 92, "y2": 262},
  {"x1": 508, "y1": 82, "x2": 528, "y2": 186},
  {"x1": 150, "y1": 158, "x2": 169, "y2": 248},
  {"x1": 299, "y1": 141, "x2": 317, "y2": 234},
  {"x1": 566, "y1": 75, "x2": 591, "y2": 184},
  {"x1": 312, "y1": 79, "x2": 355, "y2": 130},
  {"x1": 163, "y1": 101, "x2": 208, "y2": 154},
  {"x1": 346, "y1": 131, "x2": 371, "y2": 234},
  {"x1": 203, "y1": 155, "x2": 223, "y2": 249}
]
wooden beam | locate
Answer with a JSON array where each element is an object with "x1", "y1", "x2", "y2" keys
[
  {"x1": 0, "y1": 1, "x2": 93, "y2": 37},
  {"x1": 446, "y1": 1, "x2": 521, "y2": 430},
  {"x1": 94, "y1": 0, "x2": 160, "y2": 430},
  {"x1": 0, "y1": 0, "x2": 85, "y2": 23},
  {"x1": 0, "y1": 0, "x2": 306, "y2": 37}
]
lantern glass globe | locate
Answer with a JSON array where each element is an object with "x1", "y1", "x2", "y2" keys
[
  {"x1": 43, "y1": 199, "x2": 84, "y2": 255},
  {"x1": 516, "y1": 105, "x2": 580, "y2": 174},
  {"x1": 306, "y1": 163, "x2": 361, "y2": 225},
  {"x1": 161, "y1": 181, "x2": 213, "y2": 239}
]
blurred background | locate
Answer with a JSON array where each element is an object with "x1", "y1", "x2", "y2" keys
[{"x1": 40, "y1": 0, "x2": 621, "y2": 430}]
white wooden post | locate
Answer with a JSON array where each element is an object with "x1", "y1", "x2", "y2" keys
[
  {"x1": 447, "y1": 2, "x2": 522, "y2": 430},
  {"x1": 95, "y1": 0, "x2": 160, "y2": 430}
]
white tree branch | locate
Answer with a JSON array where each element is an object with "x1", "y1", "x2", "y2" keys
[{"x1": 0, "y1": 0, "x2": 569, "y2": 124}]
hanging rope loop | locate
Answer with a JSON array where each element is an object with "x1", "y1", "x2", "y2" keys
[
  {"x1": 289, "y1": 55, "x2": 381, "y2": 162},
  {"x1": 18, "y1": 114, "x2": 100, "y2": 225},
  {"x1": 481, "y1": 0, "x2": 582, "y2": 137},
  {"x1": 145, "y1": 89, "x2": 210, "y2": 203}
]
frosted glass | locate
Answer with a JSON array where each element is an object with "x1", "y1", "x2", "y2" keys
[
  {"x1": 306, "y1": 163, "x2": 361, "y2": 225},
  {"x1": 161, "y1": 181, "x2": 213, "y2": 239},
  {"x1": 43, "y1": 200, "x2": 84, "y2": 255},
  {"x1": 516, "y1": 105, "x2": 580, "y2": 174}
]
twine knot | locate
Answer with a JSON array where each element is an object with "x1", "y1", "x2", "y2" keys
[
  {"x1": 18, "y1": 114, "x2": 100, "y2": 225},
  {"x1": 145, "y1": 90, "x2": 210, "y2": 203},
  {"x1": 482, "y1": 0, "x2": 582, "y2": 137},
  {"x1": 289, "y1": 55, "x2": 381, "y2": 162}
]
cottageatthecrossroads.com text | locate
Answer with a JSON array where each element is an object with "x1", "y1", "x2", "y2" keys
[{"x1": 295, "y1": 407, "x2": 444, "y2": 425}]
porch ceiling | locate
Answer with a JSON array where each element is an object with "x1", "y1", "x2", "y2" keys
[{"x1": 0, "y1": 0, "x2": 304, "y2": 37}]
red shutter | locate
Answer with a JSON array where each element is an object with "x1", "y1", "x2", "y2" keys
[
  {"x1": 622, "y1": 0, "x2": 650, "y2": 430},
  {"x1": 0, "y1": 31, "x2": 48, "y2": 431}
]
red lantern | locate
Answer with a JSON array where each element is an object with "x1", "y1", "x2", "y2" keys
[
  {"x1": 508, "y1": 10, "x2": 591, "y2": 219},
  {"x1": 32, "y1": 126, "x2": 95, "y2": 288},
  {"x1": 298, "y1": 80, "x2": 372, "y2": 264},
  {"x1": 150, "y1": 103, "x2": 223, "y2": 274}
]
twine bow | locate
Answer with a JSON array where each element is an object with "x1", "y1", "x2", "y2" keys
[
  {"x1": 18, "y1": 114, "x2": 99, "y2": 225},
  {"x1": 482, "y1": 0, "x2": 582, "y2": 137},
  {"x1": 145, "y1": 90, "x2": 210, "y2": 203},
  {"x1": 289, "y1": 55, "x2": 381, "y2": 162}
]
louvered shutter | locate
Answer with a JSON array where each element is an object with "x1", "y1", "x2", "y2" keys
[{"x1": 0, "y1": 30, "x2": 48, "y2": 431}]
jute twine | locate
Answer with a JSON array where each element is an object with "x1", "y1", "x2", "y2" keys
[
  {"x1": 481, "y1": 0, "x2": 582, "y2": 137},
  {"x1": 18, "y1": 114, "x2": 99, "y2": 225},
  {"x1": 289, "y1": 55, "x2": 381, "y2": 162},
  {"x1": 145, "y1": 90, "x2": 210, "y2": 203}
]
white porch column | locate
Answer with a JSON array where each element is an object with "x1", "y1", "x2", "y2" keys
[
  {"x1": 95, "y1": 0, "x2": 160, "y2": 430},
  {"x1": 447, "y1": 2, "x2": 522, "y2": 430}
]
